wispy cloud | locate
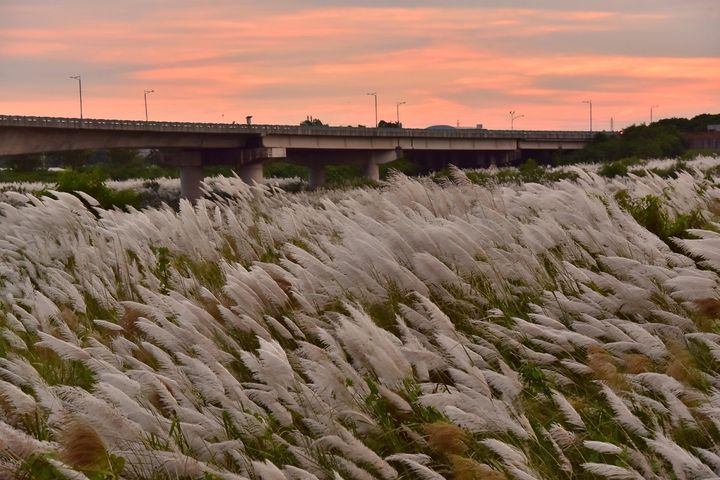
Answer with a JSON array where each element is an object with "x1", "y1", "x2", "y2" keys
[{"x1": 0, "y1": 1, "x2": 717, "y2": 128}]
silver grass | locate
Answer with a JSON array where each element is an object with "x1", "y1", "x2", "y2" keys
[
  {"x1": 1, "y1": 329, "x2": 26, "y2": 351},
  {"x1": 2, "y1": 313, "x2": 26, "y2": 333},
  {"x1": 580, "y1": 462, "x2": 642, "y2": 479},
  {"x1": 551, "y1": 390, "x2": 585, "y2": 430},
  {"x1": 611, "y1": 321, "x2": 667, "y2": 361},
  {"x1": 645, "y1": 433, "x2": 715, "y2": 480},
  {"x1": 448, "y1": 367, "x2": 492, "y2": 398},
  {"x1": 385, "y1": 453, "x2": 444, "y2": 479},
  {"x1": 694, "y1": 448, "x2": 720, "y2": 474},
  {"x1": 482, "y1": 368, "x2": 522, "y2": 402},
  {"x1": 625, "y1": 448, "x2": 663, "y2": 480},
  {"x1": 538, "y1": 425, "x2": 572, "y2": 472},
  {"x1": 378, "y1": 385, "x2": 412, "y2": 413},
  {"x1": 91, "y1": 319, "x2": 124, "y2": 331},
  {"x1": 332, "y1": 305, "x2": 412, "y2": 388},
  {"x1": 480, "y1": 438, "x2": 530, "y2": 471},
  {"x1": 283, "y1": 465, "x2": 321, "y2": 480},
  {"x1": 0, "y1": 379, "x2": 36, "y2": 416},
  {"x1": 0, "y1": 358, "x2": 39, "y2": 389},
  {"x1": 560, "y1": 359, "x2": 593, "y2": 376},
  {"x1": 628, "y1": 392, "x2": 671, "y2": 416},
  {"x1": 336, "y1": 410, "x2": 378, "y2": 435},
  {"x1": 662, "y1": 391, "x2": 697, "y2": 427},
  {"x1": 331, "y1": 456, "x2": 376, "y2": 480},
  {"x1": 0, "y1": 420, "x2": 56, "y2": 459},
  {"x1": 519, "y1": 345, "x2": 558, "y2": 365},
  {"x1": 410, "y1": 293, "x2": 456, "y2": 335},
  {"x1": 583, "y1": 440, "x2": 623, "y2": 455},
  {"x1": 435, "y1": 333, "x2": 487, "y2": 370},
  {"x1": 251, "y1": 459, "x2": 287, "y2": 480},
  {"x1": 218, "y1": 306, "x2": 272, "y2": 340},
  {"x1": 35, "y1": 331, "x2": 90, "y2": 361},
  {"x1": 245, "y1": 391, "x2": 293, "y2": 427},
  {"x1": 314, "y1": 434, "x2": 398, "y2": 479},
  {"x1": 598, "y1": 383, "x2": 649, "y2": 436},
  {"x1": 11, "y1": 304, "x2": 40, "y2": 332},
  {"x1": 506, "y1": 466, "x2": 542, "y2": 480},
  {"x1": 632, "y1": 372, "x2": 686, "y2": 395}
]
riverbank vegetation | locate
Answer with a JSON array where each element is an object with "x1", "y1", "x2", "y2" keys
[{"x1": 1, "y1": 157, "x2": 720, "y2": 478}]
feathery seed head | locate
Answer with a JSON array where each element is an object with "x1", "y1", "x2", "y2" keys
[
  {"x1": 59, "y1": 418, "x2": 108, "y2": 469},
  {"x1": 423, "y1": 422, "x2": 467, "y2": 455}
]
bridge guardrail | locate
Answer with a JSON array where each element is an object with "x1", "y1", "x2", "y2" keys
[{"x1": 0, "y1": 115, "x2": 596, "y2": 141}]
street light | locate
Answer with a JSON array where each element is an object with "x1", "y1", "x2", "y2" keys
[
  {"x1": 582, "y1": 100, "x2": 593, "y2": 132},
  {"x1": 396, "y1": 101, "x2": 406, "y2": 126},
  {"x1": 367, "y1": 92, "x2": 377, "y2": 127},
  {"x1": 650, "y1": 104, "x2": 659, "y2": 124},
  {"x1": 144, "y1": 90, "x2": 154, "y2": 121},
  {"x1": 509, "y1": 110, "x2": 524, "y2": 130},
  {"x1": 69, "y1": 75, "x2": 83, "y2": 119}
]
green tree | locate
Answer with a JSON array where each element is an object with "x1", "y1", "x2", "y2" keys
[
  {"x1": 378, "y1": 120, "x2": 401, "y2": 128},
  {"x1": 300, "y1": 117, "x2": 327, "y2": 127}
]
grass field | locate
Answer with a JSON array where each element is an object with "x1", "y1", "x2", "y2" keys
[{"x1": 1, "y1": 157, "x2": 720, "y2": 479}]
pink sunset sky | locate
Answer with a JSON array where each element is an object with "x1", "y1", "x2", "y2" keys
[{"x1": 0, "y1": 0, "x2": 718, "y2": 130}]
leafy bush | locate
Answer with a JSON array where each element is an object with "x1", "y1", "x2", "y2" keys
[
  {"x1": 264, "y1": 161, "x2": 308, "y2": 179},
  {"x1": 597, "y1": 157, "x2": 643, "y2": 178},
  {"x1": 55, "y1": 168, "x2": 139, "y2": 210},
  {"x1": 614, "y1": 191, "x2": 706, "y2": 240}
]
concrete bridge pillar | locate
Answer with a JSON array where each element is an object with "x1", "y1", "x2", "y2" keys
[
  {"x1": 363, "y1": 159, "x2": 380, "y2": 182},
  {"x1": 239, "y1": 162, "x2": 264, "y2": 185},
  {"x1": 180, "y1": 165, "x2": 204, "y2": 203},
  {"x1": 363, "y1": 150, "x2": 399, "y2": 182},
  {"x1": 308, "y1": 162, "x2": 326, "y2": 190},
  {"x1": 165, "y1": 150, "x2": 204, "y2": 202}
]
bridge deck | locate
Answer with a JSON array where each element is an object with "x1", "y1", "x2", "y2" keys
[{"x1": 0, "y1": 115, "x2": 594, "y2": 141}]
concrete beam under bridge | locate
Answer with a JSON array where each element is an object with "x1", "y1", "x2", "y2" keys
[
  {"x1": 160, "y1": 147, "x2": 286, "y2": 201},
  {"x1": 287, "y1": 149, "x2": 400, "y2": 189}
]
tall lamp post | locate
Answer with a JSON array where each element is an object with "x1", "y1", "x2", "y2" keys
[
  {"x1": 367, "y1": 92, "x2": 378, "y2": 127},
  {"x1": 396, "y1": 101, "x2": 406, "y2": 126},
  {"x1": 509, "y1": 110, "x2": 524, "y2": 130},
  {"x1": 582, "y1": 99, "x2": 593, "y2": 132},
  {"x1": 144, "y1": 89, "x2": 154, "y2": 121},
  {"x1": 69, "y1": 75, "x2": 83, "y2": 119},
  {"x1": 650, "y1": 104, "x2": 659, "y2": 124}
]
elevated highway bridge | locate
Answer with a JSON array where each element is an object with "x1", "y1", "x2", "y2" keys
[{"x1": 0, "y1": 115, "x2": 593, "y2": 200}]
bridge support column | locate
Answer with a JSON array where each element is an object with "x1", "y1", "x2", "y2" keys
[
  {"x1": 180, "y1": 165, "x2": 204, "y2": 203},
  {"x1": 363, "y1": 150, "x2": 399, "y2": 182},
  {"x1": 363, "y1": 159, "x2": 380, "y2": 182},
  {"x1": 308, "y1": 162, "x2": 326, "y2": 190},
  {"x1": 163, "y1": 150, "x2": 204, "y2": 203},
  {"x1": 239, "y1": 162, "x2": 263, "y2": 185}
]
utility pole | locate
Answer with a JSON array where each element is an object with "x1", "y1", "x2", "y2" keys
[
  {"x1": 396, "y1": 101, "x2": 405, "y2": 126},
  {"x1": 509, "y1": 110, "x2": 524, "y2": 130},
  {"x1": 650, "y1": 105, "x2": 659, "y2": 124},
  {"x1": 70, "y1": 75, "x2": 83, "y2": 119},
  {"x1": 367, "y1": 92, "x2": 377, "y2": 127},
  {"x1": 582, "y1": 100, "x2": 592, "y2": 132},
  {"x1": 144, "y1": 90, "x2": 154, "y2": 121}
]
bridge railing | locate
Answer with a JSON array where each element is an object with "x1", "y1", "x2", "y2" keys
[{"x1": 0, "y1": 115, "x2": 595, "y2": 141}]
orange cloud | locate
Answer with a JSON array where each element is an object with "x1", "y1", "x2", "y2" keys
[{"x1": 0, "y1": 3, "x2": 716, "y2": 129}]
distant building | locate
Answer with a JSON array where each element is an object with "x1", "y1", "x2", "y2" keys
[{"x1": 685, "y1": 130, "x2": 720, "y2": 151}]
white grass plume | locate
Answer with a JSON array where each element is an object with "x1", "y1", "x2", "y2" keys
[
  {"x1": 581, "y1": 462, "x2": 642, "y2": 479},
  {"x1": 598, "y1": 383, "x2": 649, "y2": 436}
]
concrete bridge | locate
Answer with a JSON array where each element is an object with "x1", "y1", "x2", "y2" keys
[{"x1": 0, "y1": 115, "x2": 593, "y2": 200}]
